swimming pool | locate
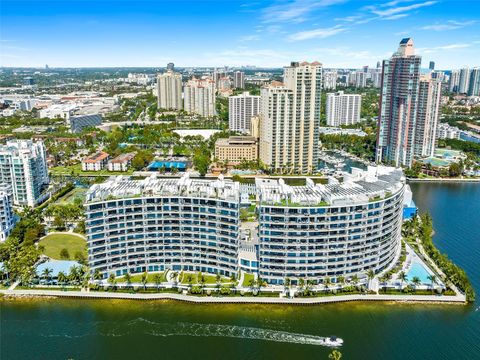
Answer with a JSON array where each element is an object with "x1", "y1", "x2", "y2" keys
[
  {"x1": 148, "y1": 161, "x2": 187, "y2": 171},
  {"x1": 407, "y1": 262, "x2": 431, "y2": 284}
]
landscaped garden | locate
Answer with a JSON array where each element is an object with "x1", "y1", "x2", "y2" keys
[{"x1": 38, "y1": 233, "x2": 87, "y2": 261}]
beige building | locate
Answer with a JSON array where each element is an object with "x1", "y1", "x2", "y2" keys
[
  {"x1": 107, "y1": 152, "x2": 136, "y2": 172},
  {"x1": 156, "y1": 71, "x2": 183, "y2": 110},
  {"x1": 259, "y1": 62, "x2": 322, "y2": 174},
  {"x1": 214, "y1": 136, "x2": 258, "y2": 166},
  {"x1": 82, "y1": 151, "x2": 110, "y2": 171},
  {"x1": 183, "y1": 77, "x2": 216, "y2": 117}
]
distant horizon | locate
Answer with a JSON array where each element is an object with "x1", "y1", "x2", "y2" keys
[{"x1": 1, "y1": 1, "x2": 479, "y2": 69}]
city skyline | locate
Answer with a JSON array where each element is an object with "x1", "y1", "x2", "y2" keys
[{"x1": 1, "y1": 0, "x2": 479, "y2": 69}]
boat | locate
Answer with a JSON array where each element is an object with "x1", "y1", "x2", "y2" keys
[{"x1": 322, "y1": 336, "x2": 344, "y2": 347}]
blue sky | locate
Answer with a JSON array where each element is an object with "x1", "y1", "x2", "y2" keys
[{"x1": 1, "y1": 0, "x2": 479, "y2": 69}]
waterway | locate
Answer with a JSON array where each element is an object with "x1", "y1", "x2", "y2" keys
[{"x1": 1, "y1": 183, "x2": 479, "y2": 359}]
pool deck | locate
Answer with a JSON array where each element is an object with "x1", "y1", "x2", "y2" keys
[{"x1": 0, "y1": 289, "x2": 466, "y2": 304}]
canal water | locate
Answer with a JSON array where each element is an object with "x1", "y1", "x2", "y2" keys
[{"x1": 1, "y1": 182, "x2": 479, "y2": 360}]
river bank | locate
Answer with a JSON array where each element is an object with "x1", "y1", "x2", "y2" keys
[
  {"x1": 407, "y1": 177, "x2": 480, "y2": 182},
  {"x1": 0, "y1": 288, "x2": 466, "y2": 305}
]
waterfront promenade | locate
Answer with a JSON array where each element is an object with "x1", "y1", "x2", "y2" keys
[{"x1": 0, "y1": 288, "x2": 466, "y2": 304}]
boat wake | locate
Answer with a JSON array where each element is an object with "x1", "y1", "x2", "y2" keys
[{"x1": 4, "y1": 318, "x2": 342, "y2": 347}]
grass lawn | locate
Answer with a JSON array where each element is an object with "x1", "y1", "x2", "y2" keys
[
  {"x1": 180, "y1": 272, "x2": 231, "y2": 285},
  {"x1": 39, "y1": 233, "x2": 87, "y2": 260},
  {"x1": 242, "y1": 273, "x2": 255, "y2": 287},
  {"x1": 118, "y1": 272, "x2": 167, "y2": 284},
  {"x1": 50, "y1": 163, "x2": 134, "y2": 177}
]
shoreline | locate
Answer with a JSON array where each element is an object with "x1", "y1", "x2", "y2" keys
[
  {"x1": 407, "y1": 177, "x2": 480, "y2": 183},
  {"x1": 0, "y1": 289, "x2": 466, "y2": 306}
]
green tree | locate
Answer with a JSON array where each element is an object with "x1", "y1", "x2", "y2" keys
[
  {"x1": 60, "y1": 248, "x2": 70, "y2": 260},
  {"x1": 141, "y1": 272, "x2": 148, "y2": 290}
]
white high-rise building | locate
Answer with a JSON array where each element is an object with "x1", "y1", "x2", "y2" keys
[
  {"x1": 0, "y1": 140, "x2": 49, "y2": 207},
  {"x1": 183, "y1": 78, "x2": 216, "y2": 117},
  {"x1": 326, "y1": 91, "x2": 362, "y2": 126},
  {"x1": 228, "y1": 92, "x2": 261, "y2": 133},
  {"x1": 233, "y1": 71, "x2": 245, "y2": 89},
  {"x1": 353, "y1": 71, "x2": 367, "y2": 88},
  {"x1": 259, "y1": 61, "x2": 322, "y2": 174},
  {"x1": 414, "y1": 78, "x2": 442, "y2": 158},
  {"x1": 449, "y1": 69, "x2": 460, "y2": 93},
  {"x1": 323, "y1": 70, "x2": 337, "y2": 90},
  {"x1": 156, "y1": 71, "x2": 183, "y2": 110},
  {"x1": 372, "y1": 70, "x2": 382, "y2": 88},
  {"x1": 459, "y1": 67, "x2": 470, "y2": 94},
  {"x1": 468, "y1": 68, "x2": 480, "y2": 96},
  {"x1": 0, "y1": 185, "x2": 16, "y2": 242}
]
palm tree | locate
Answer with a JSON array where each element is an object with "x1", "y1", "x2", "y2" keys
[
  {"x1": 58, "y1": 271, "x2": 67, "y2": 288},
  {"x1": 153, "y1": 273, "x2": 162, "y2": 291},
  {"x1": 298, "y1": 278, "x2": 305, "y2": 292},
  {"x1": 367, "y1": 269, "x2": 375, "y2": 282},
  {"x1": 171, "y1": 271, "x2": 179, "y2": 287},
  {"x1": 411, "y1": 276, "x2": 421, "y2": 293},
  {"x1": 124, "y1": 272, "x2": 132, "y2": 289},
  {"x1": 380, "y1": 273, "x2": 391, "y2": 293},
  {"x1": 324, "y1": 278, "x2": 332, "y2": 293},
  {"x1": 256, "y1": 277, "x2": 265, "y2": 293},
  {"x1": 398, "y1": 271, "x2": 407, "y2": 291},
  {"x1": 187, "y1": 273, "x2": 194, "y2": 288},
  {"x1": 427, "y1": 274, "x2": 437, "y2": 294},
  {"x1": 108, "y1": 273, "x2": 117, "y2": 290},
  {"x1": 350, "y1": 274, "x2": 359, "y2": 287},
  {"x1": 68, "y1": 266, "x2": 79, "y2": 286},
  {"x1": 248, "y1": 278, "x2": 255, "y2": 291},
  {"x1": 141, "y1": 272, "x2": 148, "y2": 290},
  {"x1": 42, "y1": 267, "x2": 52, "y2": 284},
  {"x1": 329, "y1": 349, "x2": 342, "y2": 360}
]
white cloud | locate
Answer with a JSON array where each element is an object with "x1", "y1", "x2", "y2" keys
[
  {"x1": 371, "y1": 1, "x2": 437, "y2": 17},
  {"x1": 238, "y1": 35, "x2": 261, "y2": 42},
  {"x1": 417, "y1": 43, "x2": 472, "y2": 54},
  {"x1": 288, "y1": 25, "x2": 346, "y2": 41},
  {"x1": 420, "y1": 20, "x2": 476, "y2": 31},
  {"x1": 382, "y1": 13, "x2": 409, "y2": 20},
  {"x1": 261, "y1": 0, "x2": 346, "y2": 24}
]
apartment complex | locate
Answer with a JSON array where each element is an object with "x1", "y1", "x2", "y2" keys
[
  {"x1": 82, "y1": 151, "x2": 110, "y2": 171},
  {"x1": 156, "y1": 71, "x2": 183, "y2": 110},
  {"x1": 326, "y1": 91, "x2": 362, "y2": 126},
  {"x1": 256, "y1": 166, "x2": 405, "y2": 284},
  {"x1": 107, "y1": 152, "x2": 136, "y2": 172},
  {"x1": 68, "y1": 114, "x2": 102, "y2": 133},
  {"x1": 85, "y1": 174, "x2": 241, "y2": 278},
  {"x1": 414, "y1": 78, "x2": 442, "y2": 158},
  {"x1": 0, "y1": 185, "x2": 16, "y2": 241},
  {"x1": 85, "y1": 166, "x2": 405, "y2": 284},
  {"x1": 233, "y1": 71, "x2": 245, "y2": 89},
  {"x1": 214, "y1": 136, "x2": 258, "y2": 166},
  {"x1": 376, "y1": 38, "x2": 422, "y2": 168},
  {"x1": 183, "y1": 78, "x2": 216, "y2": 117},
  {"x1": 228, "y1": 92, "x2": 261, "y2": 133},
  {"x1": 259, "y1": 62, "x2": 322, "y2": 174},
  {"x1": 323, "y1": 70, "x2": 337, "y2": 90},
  {"x1": 0, "y1": 140, "x2": 49, "y2": 207}
]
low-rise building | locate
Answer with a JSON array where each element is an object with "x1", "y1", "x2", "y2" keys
[
  {"x1": 68, "y1": 114, "x2": 102, "y2": 133},
  {"x1": 214, "y1": 136, "x2": 258, "y2": 166},
  {"x1": 107, "y1": 152, "x2": 136, "y2": 172},
  {"x1": 82, "y1": 151, "x2": 110, "y2": 171}
]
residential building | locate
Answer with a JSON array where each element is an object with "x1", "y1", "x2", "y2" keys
[
  {"x1": 414, "y1": 78, "x2": 442, "y2": 158},
  {"x1": 449, "y1": 69, "x2": 460, "y2": 93},
  {"x1": 468, "y1": 67, "x2": 480, "y2": 96},
  {"x1": 217, "y1": 77, "x2": 231, "y2": 91},
  {"x1": 372, "y1": 70, "x2": 382, "y2": 88},
  {"x1": 183, "y1": 78, "x2": 216, "y2": 117},
  {"x1": 319, "y1": 127, "x2": 367, "y2": 137},
  {"x1": 84, "y1": 166, "x2": 405, "y2": 284},
  {"x1": 68, "y1": 114, "x2": 102, "y2": 133},
  {"x1": 459, "y1": 67, "x2": 470, "y2": 94},
  {"x1": 214, "y1": 136, "x2": 258, "y2": 166},
  {"x1": 82, "y1": 151, "x2": 110, "y2": 172},
  {"x1": 156, "y1": 71, "x2": 183, "y2": 110},
  {"x1": 166, "y1": 62, "x2": 175, "y2": 71},
  {"x1": 250, "y1": 115, "x2": 260, "y2": 139},
  {"x1": 228, "y1": 92, "x2": 261, "y2": 133},
  {"x1": 436, "y1": 123, "x2": 461, "y2": 140},
  {"x1": 233, "y1": 71, "x2": 245, "y2": 89},
  {"x1": 85, "y1": 173, "x2": 241, "y2": 278},
  {"x1": 429, "y1": 61, "x2": 435, "y2": 71},
  {"x1": 0, "y1": 185, "x2": 16, "y2": 241},
  {"x1": 326, "y1": 91, "x2": 361, "y2": 126},
  {"x1": 260, "y1": 61, "x2": 322, "y2": 174},
  {"x1": 0, "y1": 140, "x2": 49, "y2": 207},
  {"x1": 323, "y1": 70, "x2": 337, "y2": 90},
  {"x1": 354, "y1": 71, "x2": 367, "y2": 88},
  {"x1": 107, "y1": 152, "x2": 136, "y2": 172},
  {"x1": 256, "y1": 166, "x2": 405, "y2": 284},
  {"x1": 376, "y1": 38, "x2": 422, "y2": 168}
]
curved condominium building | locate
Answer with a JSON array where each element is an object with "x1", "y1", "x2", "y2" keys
[
  {"x1": 85, "y1": 174, "x2": 240, "y2": 278},
  {"x1": 85, "y1": 166, "x2": 405, "y2": 283}
]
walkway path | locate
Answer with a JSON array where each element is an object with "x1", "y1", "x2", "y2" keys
[{"x1": 0, "y1": 289, "x2": 465, "y2": 304}]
